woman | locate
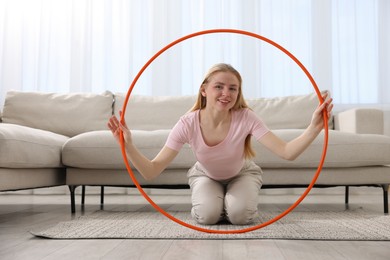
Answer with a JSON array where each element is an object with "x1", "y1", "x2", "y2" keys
[{"x1": 107, "y1": 63, "x2": 333, "y2": 225}]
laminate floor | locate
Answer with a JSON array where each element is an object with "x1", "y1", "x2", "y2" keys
[{"x1": 1, "y1": 187, "x2": 389, "y2": 260}]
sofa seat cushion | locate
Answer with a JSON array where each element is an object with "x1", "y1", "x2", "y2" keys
[
  {"x1": 62, "y1": 129, "x2": 390, "y2": 170},
  {"x1": 62, "y1": 130, "x2": 195, "y2": 169},
  {"x1": 254, "y1": 129, "x2": 390, "y2": 168},
  {"x1": 0, "y1": 124, "x2": 68, "y2": 168}
]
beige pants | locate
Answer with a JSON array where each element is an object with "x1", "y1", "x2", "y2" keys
[{"x1": 187, "y1": 161, "x2": 263, "y2": 225}]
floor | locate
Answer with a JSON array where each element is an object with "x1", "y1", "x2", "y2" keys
[{"x1": 0, "y1": 187, "x2": 389, "y2": 260}]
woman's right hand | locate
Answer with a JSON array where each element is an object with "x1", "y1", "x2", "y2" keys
[
  {"x1": 107, "y1": 110, "x2": 179, "y2": 181},
  {"x1": 107, "y1": 110, "x2": 132, "y2": 146}
]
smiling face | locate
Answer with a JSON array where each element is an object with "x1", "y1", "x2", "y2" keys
[
  {"x1": 190, "y1": 63, "x2": 248, "y2": 113},
  {"x1": 201, "y1": 71, "x2": 240, "y2": 112}
]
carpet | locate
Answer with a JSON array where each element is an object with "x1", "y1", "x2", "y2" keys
[{"x1": 31, "y1": 208, "x2": 390, "y2": 240}]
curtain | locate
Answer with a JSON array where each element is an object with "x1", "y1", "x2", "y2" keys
[
  {"x1": 1, "y1": 0, "x2": 389, "y2": 195},
  {"x1": 1, "y1": 0, "x2": 389, "y2": 108}
]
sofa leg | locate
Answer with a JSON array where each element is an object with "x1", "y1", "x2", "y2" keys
[
  {"x1": 99, "y1": 186, "x2": 105, "y2": 210},
  {"x1": 69, "y1": 185, "x2": 77, "y2": 214},
  {"x1": 100, "y1": 186, "x2": 105, "y2": 205},
  {"x1": 345, "y1": 186, "x2": 349, "y2": 204},
  {"x1": 382, "y1": 184, "x2": 389, "y2": 214},
  {"x1": 81, "y1": 185, "x2": 86, "y2": 205}
]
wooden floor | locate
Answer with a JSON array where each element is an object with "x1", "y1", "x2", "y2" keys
[{"x1": 1, "y1": 187, "x2": 389, "y2": 260}]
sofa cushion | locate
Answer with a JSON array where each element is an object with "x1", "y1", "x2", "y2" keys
[
  {"x1": 247, "y1": 92, "x2": 334, "y2": 130},
  {"x1": 62, "y1": 129, "x2": 390, "y2": 170},
  {"x1": 114, "y1": 92, "x2": 333, "y2": 131},
  {"x1": 62, "y1": 130, "x2": 195, "y2": 169},
  {"x1": 0, "y1": 123, "x2": 68, "y2": 168},
  {"x1": 2, "y1": 90, "x2": 114, "y2": 137},
  {"x1": 253, "y1": 129, "x2": 390, "y2": 168},
  {"x1": 114, "y1": 94, "x2": 197, "y2": 130}
]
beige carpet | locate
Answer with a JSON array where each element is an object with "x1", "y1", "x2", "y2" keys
[{"x1": 31, "y1": 208, "x2": 390, "y2": 240}]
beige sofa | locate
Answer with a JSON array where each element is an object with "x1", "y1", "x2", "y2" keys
[{"x1": 1, "y1": 90, "x2": 389, "y2": 214}]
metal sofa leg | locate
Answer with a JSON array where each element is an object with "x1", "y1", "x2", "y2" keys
[
  {"x1": 345, "y1": 186, "x2": 349, "y2": 204},
  {"x1": 68, "y1": 185, "x2": 77, "y2": 214},
  {"x1": 100, "y1": 186, "x2": 105, "y2": 205},
  {"x1": 81, "y1": 185, "x2": 86, "y2": 205},
  {"x1": 382, "y1": 184, "x2": 389, "y2": 214},
  {"x1": 100, "y1": 186, "x2": 105, "y2": 210}
]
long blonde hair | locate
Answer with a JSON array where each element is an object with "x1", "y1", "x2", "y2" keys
[{"x1": 190, "y1": 63, "x2": 256, "y2": 159}]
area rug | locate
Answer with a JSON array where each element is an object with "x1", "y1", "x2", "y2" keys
[{"x1": 31, "y1": 208, "x2": 390, "y2": 241}]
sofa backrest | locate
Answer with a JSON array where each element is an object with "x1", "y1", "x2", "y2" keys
[
  {"x1": 2, "y1": 91, "x2": 114, "y2": 137},
  {"x1": 247, "y1": 92, "x2": 333, "y2": 129},
  {"x1": 114, "y1": 92, "x2": 333, "y2": 130},
  {"x1": 1, "y1": 90, "x2": 332, "y2": 136},
  {"x1": 114, "y1": 94, "x2": 197, "y2": 130}
]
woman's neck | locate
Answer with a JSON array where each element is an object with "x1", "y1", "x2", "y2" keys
[{"x1": 200, "y1": 107, "x2": 231, "y2": 128}]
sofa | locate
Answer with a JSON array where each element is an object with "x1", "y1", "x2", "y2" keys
[{"x1": 1, "y1": 90, "x2": 389, "y2": 214}]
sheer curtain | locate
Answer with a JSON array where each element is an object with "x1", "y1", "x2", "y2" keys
[
  {"x1": 1, "y1": 0, "x2": 389, "y2": 108},
  {"x1": 1, "y1": 0, "x2": 389, "y2": 195}
]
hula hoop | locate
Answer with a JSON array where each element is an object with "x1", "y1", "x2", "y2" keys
[{"x1": 120, "y1": 29, "x2": 329, "y2": 234}]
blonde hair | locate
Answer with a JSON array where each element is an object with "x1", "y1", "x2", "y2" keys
[{"x1": 190, "y1": 63, "x2": 256, "y2": 159}]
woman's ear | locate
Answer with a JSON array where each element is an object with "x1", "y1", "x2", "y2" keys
[{"x1": 200, "y1": 84, "x2": 207, "y2": 97}]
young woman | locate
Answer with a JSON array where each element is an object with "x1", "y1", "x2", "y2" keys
[{"x1": 107, "y1": 63, "x2": 333, "y2": 225}]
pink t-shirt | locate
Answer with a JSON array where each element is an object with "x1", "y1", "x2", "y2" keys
[{"x1": 165, "y1": 108, "x2": 269, "y2": 180}]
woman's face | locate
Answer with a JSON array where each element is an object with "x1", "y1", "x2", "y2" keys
[{"x1": 201, "y1": 71, "x2": 240, "y2": 112}]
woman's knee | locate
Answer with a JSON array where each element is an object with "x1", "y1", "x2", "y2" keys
[
  {"x1": 225, "y1": 193, "x2": 259, "y2": 225},
  {"x1": 225, "y1": 206, "x2": 258, "y2": 225},
  {"x1": 189, "y1": 175, "x2": 225, "y2": 225},
  {"x1": 191, "y1": 204, "x2": 223, "y2": 225}
]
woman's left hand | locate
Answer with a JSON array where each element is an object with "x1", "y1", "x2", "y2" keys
[{"x1": 310, "y1": 91, "x2": 334, "y2": 132}]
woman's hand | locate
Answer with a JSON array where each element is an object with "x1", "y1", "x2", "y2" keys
[
  {"x1": 107, "y1": 110, "x2": 179, "y2": 180},
  {"x1": 107, "y1": 110, "x2": 132, "y2": 146},
  {"x1": 309, "y1": 92, "x2": 334, "y2": 133}
]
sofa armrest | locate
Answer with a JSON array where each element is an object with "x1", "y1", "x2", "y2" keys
[{"x1": 334, "y1": 108, "x2": 384, "y2": 134}]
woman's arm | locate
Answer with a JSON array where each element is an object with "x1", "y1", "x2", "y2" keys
[
  {"x1": 258, "y1": 93, "x2": 333, "y2": 161},
  {"x1": 107, "y1": 112, "x2": 178, "y2": 180}
]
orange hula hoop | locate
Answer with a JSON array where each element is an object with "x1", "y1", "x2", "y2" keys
[{"x1": 120, "y1": 29, "x2": 329, "y2": 234}]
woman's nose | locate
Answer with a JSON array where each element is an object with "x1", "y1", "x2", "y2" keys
[{"x1": 222, "y1": 87, "x2": 230, "y2": 96}]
